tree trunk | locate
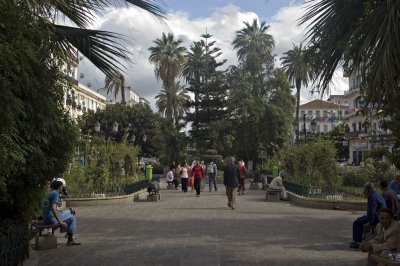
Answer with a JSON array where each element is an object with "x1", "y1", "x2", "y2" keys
[
  {"x1": 166, "y1": 86, "x2": 173, "y2": 119},
  {"x1": 295, "y1": 80, "x2": 301, "y2": 144},
  {"x1": 121, "y1": 87, "x2": 126, "y2": 104}
]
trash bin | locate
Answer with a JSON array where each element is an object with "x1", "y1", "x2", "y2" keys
[
  {"x1": 272, "y1": 166, "x2": 278, "y2": 177},
  {"x1": 146, "y1": 164, "x2": 153, "y2": 182}
]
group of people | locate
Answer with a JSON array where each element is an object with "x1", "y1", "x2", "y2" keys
[
  {"x1": 165, "y1": 160, "x2": 218, "y2": 197},
  {"x1": 349, "y1": 178, "x2": 400, "y2": 265}
]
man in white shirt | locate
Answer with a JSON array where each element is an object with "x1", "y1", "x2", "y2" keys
[
  {"x1": 166, "y1": 166, "x2": 179, "y2": 190},
  {"x1": 269, "y1": 170, "x2": 288, "y2": 200}
]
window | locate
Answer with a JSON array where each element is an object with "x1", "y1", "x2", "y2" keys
[
  {"x1": 316, "y1": 110, "x2": 320, "y2": 118},
  {"x1": 316, "y1": 124, "x2": 321, "y2": 132},
  {"x1": 323, "y1": 111, "x2": 328, "y2": 118},
  {"x1": 323, "y1": 124, "x2": 328, "y2": 132},
  {"x1": 352, "y1": 123, "x2": 357, "y2": 132}
]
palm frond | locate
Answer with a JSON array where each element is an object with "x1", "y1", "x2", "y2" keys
[{"x1": 54, "y1": 24, "x2": 131, "y2": 77}]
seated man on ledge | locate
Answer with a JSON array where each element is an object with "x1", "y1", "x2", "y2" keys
[
  {"x1": 165, "y1": 166, "x2": 179, "y2": 190},
  {"x1": 350, "y1": 183, "x2": 386, "y2": 249},
  {"x1": 42, "y1": 180, "x2": 81, "y2": 246},
  {"x1": 269, "y1": 170, "x2": 288, "y2": 201},
  {"x1": 360, "y1": 208, "x2": 399, "y2": 266}
]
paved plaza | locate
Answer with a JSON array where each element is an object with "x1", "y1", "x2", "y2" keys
[{"x1": 34, "y1": 185, "x2": 366, "y2": 266}]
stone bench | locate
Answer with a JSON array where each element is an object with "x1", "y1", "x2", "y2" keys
[
  {"x1": 249, "y1": 181, "x2": 260, "y2": 190},
  {"x1": 266, "y1": 188, "x2": 280, "y2": 201},
  {"x1": 31, "y1": 220, "x2": 60, "y2": 250},
  {"x1": 369, "y1": 253, "x2": 400, "y2": 265},
  {"x1": 147, "y1": 190, "x2": 161, "y2": 202}
]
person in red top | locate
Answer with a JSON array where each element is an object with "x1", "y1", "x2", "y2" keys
[
  {"x1": 238, "y1": 160, "x2": 247, "y2": 195},
  {"x1": 192, "y1": 160, "x2": 205, "y2": 197}
]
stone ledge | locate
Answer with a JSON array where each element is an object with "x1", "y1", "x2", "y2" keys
[
  {"x1": 65, "y1": 189, "x2": 147, "y2": 207},
  {"x1": 287, "y1": 191, "x2": 367, "y2": 211}
]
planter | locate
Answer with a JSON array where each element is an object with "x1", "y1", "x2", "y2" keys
[{"x1": 65, "y1": 189, "x2": 147, "y2": 207}]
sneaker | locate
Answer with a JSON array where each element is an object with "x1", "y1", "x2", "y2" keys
[
  {"x1": 196, "y1": 195, "x2": 200, "y2": 197},
  {"x1": 227, "y1": 203, "x2": 232, "y2": 208},
  {"x1": 349, "y1": 242, "x2": 360, "y2": 248},
  {"x1": 67, "y1": 240, "x2": 81, "y2": 246}
]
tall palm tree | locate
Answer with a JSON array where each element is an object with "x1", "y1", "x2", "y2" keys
[
  {"x1": 149, "y1": 33, "x2": 187, "y2": 118},
  {"x1": 105, "y1": 71, "x2": 126, "y2": 104},
  {"x1": 155, "y1": 81, "x2": 190, "y2": 122},
  {"x1": 281, "y1": 43, "x2": 314, "y2": 144},
  {"x1": 232, "y1": 18, "x2": 275, "y2": 73},
  {"x1": 25, "y1": 1, "x2": 165, "y2": 77}
]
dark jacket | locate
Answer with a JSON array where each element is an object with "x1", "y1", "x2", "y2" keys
[
  {"x1": 382, "y1": 187, "x2": 399, "y2": 217},
  {"x1": 223, "y1": 163, "x2": 240, "y2": 187}
]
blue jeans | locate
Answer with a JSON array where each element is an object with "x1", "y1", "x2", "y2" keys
[
  {"x1": 353, "y1": 215, "x2": 369, "y2": 242},
  {"x1": 48, "y1": 209, "x2": 77, "y2": 235},
  {"x1": 208, "y1": 174, "x2": 217, "y2": 191}
]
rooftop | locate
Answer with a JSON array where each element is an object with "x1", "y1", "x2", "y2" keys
[{"x1": 300, "y1": 99, "x2": 348, "y2": 109}]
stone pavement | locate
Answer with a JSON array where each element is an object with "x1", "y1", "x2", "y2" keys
[{"x1": 35, "y1": 185, "x2": 367, "y2": 266}]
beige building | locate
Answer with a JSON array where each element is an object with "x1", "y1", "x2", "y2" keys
[
  {"x1": 62, "y1": 55, "x2": 106, "y2": 119},
  {"x1": 97, "y1": 86, "x2": 140, "y2": 105},
  {"x1": 295, "y1": 99, "x2": 348, "y2": 138}
]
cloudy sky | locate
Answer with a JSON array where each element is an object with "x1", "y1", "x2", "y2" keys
[{"x1": 78, "y1": 0, "x2": 348, "y2": 110}]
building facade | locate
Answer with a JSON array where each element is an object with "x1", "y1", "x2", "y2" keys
[
  {"x1": 295, "y1": 99, "x2": 348, "y2": 136},
  {"x1": 62, "y1": 57, "x2": 106, "y2": 119},
  {"x1": 328, "y1": 73, "x2": 394, "y2": 165},
  {"x1": 97, "y1": 86, "x2": 140, "y2": 105}
]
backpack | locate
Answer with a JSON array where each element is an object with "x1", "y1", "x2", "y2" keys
[{"x1": 207, "y1": 164, "x2": 214, "y2": 174}]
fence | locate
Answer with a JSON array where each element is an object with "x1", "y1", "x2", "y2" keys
[
  {"x1": 265, "y1": 175, "x2": 365, "y2": 201},
  {"x1": 0, "y1": 224, "x2": 29, "y2": 266}
]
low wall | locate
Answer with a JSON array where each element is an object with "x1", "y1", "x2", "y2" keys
[
  {"x1": 287, "y1": 191, "x2": 367, "y2": 211},
  {"x1": 65, "y1": 189, "x2": 147, "y2": 207}
]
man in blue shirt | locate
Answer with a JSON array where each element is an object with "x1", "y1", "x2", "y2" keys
[
  {"x1": 388, "y1": 175, "x2": 400, "y2": 195},
  {"x1": 349, "y1": 183, "x2": 386, "y2": 248},
  {"x1": 42, "y1": 180, "x2": 81, "y2": 246}
]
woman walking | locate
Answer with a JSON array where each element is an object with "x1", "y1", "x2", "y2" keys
[
  {"x1": 180, "y1": 162, "x2": 191, "y2": 193},
  {"x1": 238, "y1": 160, "x2": 247, "y2": 195}
]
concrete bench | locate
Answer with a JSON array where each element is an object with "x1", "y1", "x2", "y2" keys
[
  {"x1": 147, "y1": 190, "x2": 161, "y2": 201},
  {"x1": 266, "y1": 188, "x2": 280, "y2": 201},
  {"x1": 31, "y1": 220, "x2": 60, "y2": 250},
  {"x1": 369, "y1": 253, "x2": 400, "y2": 265}
]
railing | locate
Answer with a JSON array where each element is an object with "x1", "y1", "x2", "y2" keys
[
  {"x1": 265, "y1": 176, "x2": 364, "y2": 201},
  {"x1": 123, "y1": 176, "x2": 160, "y2": 194},
  {"x1": 0, "y1": 224, "x2": 29, "y2": 266}
]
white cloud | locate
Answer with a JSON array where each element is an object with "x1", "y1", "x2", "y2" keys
[{"x1": 77, "y1": 3, "x2": 348, "y2": 110}]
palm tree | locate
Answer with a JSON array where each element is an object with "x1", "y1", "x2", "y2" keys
[
  {"x1": 105, "y1": 71, "x2": 126, "y2": 104},
  {"x1": 155, "y1": 81, "x2": 190, "y2": 122},
  {"x1": 299, "y1": 0, "x2": 400, "y2": 102},
  {"x1": 25, "y1": 1, "x2": 165, "y2": 77},
  {"x1": 149, "y1": 33, "x2": 187, "y2": 118},
  {"x1": 281, "y1": 43, "x2": 314, "y2": 144},
  {"x1": 232, "y1": 18, "x2": 275, "y2": 73}
]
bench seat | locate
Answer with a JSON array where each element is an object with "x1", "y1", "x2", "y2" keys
[{"x1": 369, "y1": 254, "x2": 400, "y2": 265}]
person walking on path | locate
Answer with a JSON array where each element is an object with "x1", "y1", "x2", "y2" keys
[
  {"x1": 192, "y1": 160, "x2": 205, "y2": 197},
  {"x1": 224, "y1": 157, "x2": 240, "y2": 210},
  {"x1": 269, "y1": 170, "x2": 288, "y2": 200},
  {"x1": 349, "y1": 183, "x2": 386, "y2": 249},
  {"x1": 180, "y1": 162, "x2": 191, "y2": 193},
  {"x1": 238, "y1": 160, "x2": 247, "y2": 195},
  {"x1": 207, "y1": 161, "x2": 218, "y2": 192}
]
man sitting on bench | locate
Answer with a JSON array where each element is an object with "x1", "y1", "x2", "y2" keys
[
  {"x1": 269, "y1": 170, "x2": 288, "y2": 201},
  {"x1": 42, "y1": 180, "x2": 81, "y2": 246}
]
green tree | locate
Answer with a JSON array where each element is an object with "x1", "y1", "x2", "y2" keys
[
  {"x1": 281, "y1": 43, "x2": 314, "y2": 143},
  {"x1": 155, "y1": 81, "x2": 190, "y2": 123},
  {"x1": 232, "y1": 19, "x2": 275, "y2": 75},
  {"x1": 149, "y1": 33, "x2": 187, "y2": 118},
  {"x1": 0, "y1": 2, "x2": 78, "y2": 226},
  {"x1": 104, "y1": 71, "x2": 126, "y2": 104}
]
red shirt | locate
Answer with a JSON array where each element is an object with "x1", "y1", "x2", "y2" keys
[{"x1": 192, "y1": 165, "x2": 204, "y2": 179}]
